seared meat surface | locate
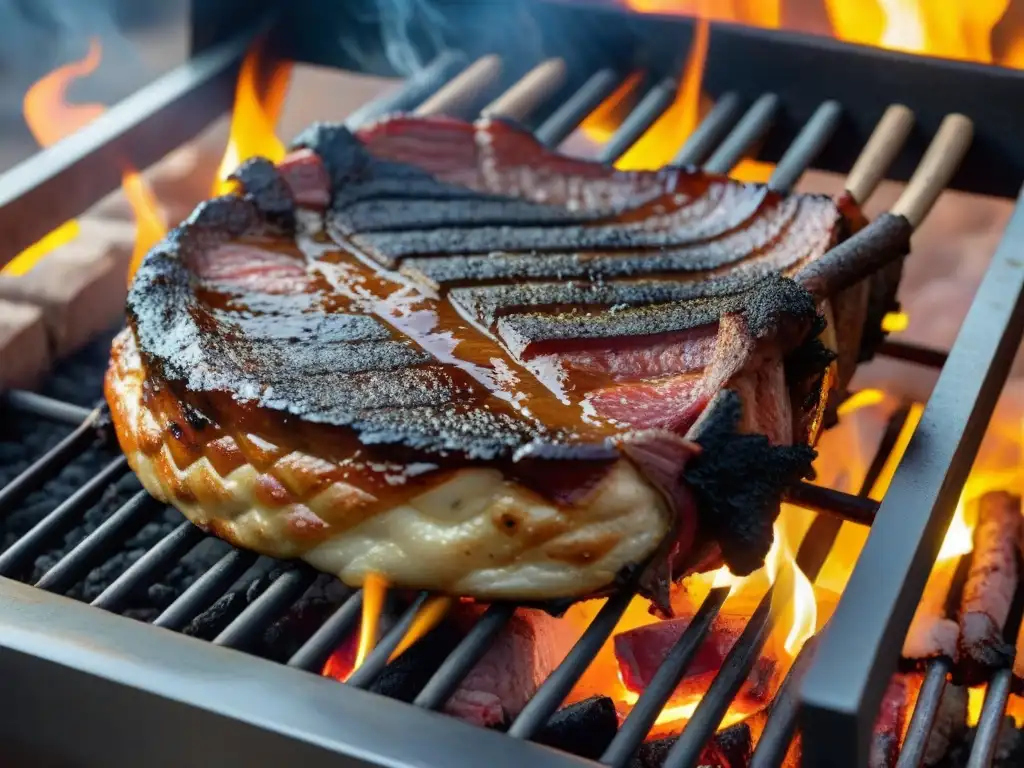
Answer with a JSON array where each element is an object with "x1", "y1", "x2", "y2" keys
[{"x1": 105, "y1": 116, "x2": 905, "y2": 606}]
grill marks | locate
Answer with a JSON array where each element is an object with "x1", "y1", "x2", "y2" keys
[{"x1": 128, "y1": 116, "x2": 847, "y2": 463}]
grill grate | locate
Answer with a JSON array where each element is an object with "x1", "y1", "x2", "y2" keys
[{"x1": 1, "y1": 11, "x2": 1023, "y2": 767}]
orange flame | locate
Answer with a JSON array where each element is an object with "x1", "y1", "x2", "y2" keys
[
  {"x1": 615, "y1": 19, "x2": 710, "y2": 170},
  {"x1": 123, "y1": 170, "x2": 168, "y2": 281},
  {"x1": 213, "y1": 42, "x2": 293, "y2": 196},
  {"x1": 591, "y1": 2, "x2": 1024, "y2": 178},
  {"x1": 352, "y1": 572, "x2": 389, "y2": 675},
  {"x1": 2, "y1": 38, "x2": 167, "y2": 281},
  {"x1": 622, "y1": 0, "x2": 1024, "y2": 66},
  {"x1": 389, "y1": 596, "x2": 454, "y2": 662}
]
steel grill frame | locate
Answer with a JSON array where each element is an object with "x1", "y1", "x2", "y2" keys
[{"x1": 0, "y1": 2, "x2": 1023, "y2": 767}]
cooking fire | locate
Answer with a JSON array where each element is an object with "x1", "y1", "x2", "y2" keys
[{"x1": 3, "y1": 2, "x2": 1024, "y2": 768}]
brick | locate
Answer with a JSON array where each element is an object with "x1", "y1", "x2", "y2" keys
[
  {"x1": 0, "y1": 299, "x2": 49, "y2": 391},
  {"x1": 0, "y1": 244, "x2": 126, "y2": 359},
  {"x1": 77, "y1": 217, "x2": 137, "y2": 277}
]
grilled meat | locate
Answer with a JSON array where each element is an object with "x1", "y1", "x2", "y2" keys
[{"x1": 105, "y1": 116, "x2": 908, "y2": 606}]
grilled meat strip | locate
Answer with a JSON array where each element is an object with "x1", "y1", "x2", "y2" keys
[{"x1": 106, "y1": 116, "x2": 908, "y2": 606}]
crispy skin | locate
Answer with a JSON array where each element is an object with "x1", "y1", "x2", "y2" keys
[{"x1": 107, "y1": 116, "x2": 885, "y2": 602}]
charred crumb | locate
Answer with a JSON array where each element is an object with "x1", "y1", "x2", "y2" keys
[
  {"x1": 229, "y1": 156, "x2": 296, "y2": 232},
  {"x1": 531, "y1": 696, "x2": 619, "y2": 760},
  {"x1": 684, "y1": 390, "x2": 816, "y2": 575}
]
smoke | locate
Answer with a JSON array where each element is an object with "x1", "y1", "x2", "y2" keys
[{"x1": 342, "y1": 0, "x2": 545, "y2": 78}]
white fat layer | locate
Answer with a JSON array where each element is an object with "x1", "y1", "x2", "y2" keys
[{"x1": 303, "y1": 461, "x2": 668, "y2": 599}]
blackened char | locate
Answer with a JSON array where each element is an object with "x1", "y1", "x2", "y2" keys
[{"x1": 123, "y1": 113, "x2": 909, "y2": 599}]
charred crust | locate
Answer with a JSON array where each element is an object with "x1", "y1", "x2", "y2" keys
[
  {"x1": 684, "y1": 390, "x2": 817, "y2": 575},
  {"x1": 229, "y1": 157, "x2": 296, "y2": 232},
  {"x1": 741, "y1": 273, "x2": 819, "y2": 339}
]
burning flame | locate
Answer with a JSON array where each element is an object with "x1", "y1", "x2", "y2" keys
[
  {"x1": 623, "y1": 0, "x2": 1024, "y2": 66},
  {"x1": 353, "y1": 572, "x2": 389, "y2": 674},
  {"x1": 615, "y1": 19, "x2": 710, "y2": 170},
  {"x1": 212, "y1": 42, "x2": 292, "y2": 196},
  {"x1": 764, "y1": 518, "x2": 817, "y2": 658},
  {"x1": 2, "y1": 38, "x2": 167, "y2": 280},
  {"x1": 390, "y1": 596, "x2": 454, "y2": 661},
  {"x1": 881, "y1": 311, "x2": 911, "y2": 333},
  {"x1": 584, "y1": 1, "x2": 1024, "y2": 173}
]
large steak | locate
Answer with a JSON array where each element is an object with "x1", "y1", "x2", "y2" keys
[{"x1": 105, "y1": 116, "x2": 907, "y2": 609}]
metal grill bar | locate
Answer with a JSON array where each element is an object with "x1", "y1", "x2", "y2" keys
[
  {"x1": 0, "y1": 25, "x2": 260, "y2": 265},
  {"x1": 509, "y1": 587, "x2": 636, "y2": 739},
  {"x1": 600, "y1": 587, "x2": 729, "y2": 767},
  {"x1": 536, "y1": 69, "x2": 624, "y2": 148},
  {"x1": 596, "y1": 77, "x2": 678, "y2": 163},
  {"x1": 0, "y1": 456, "x2": 129, "y2": 576},
  {"x1": 703, "y1": 93, "x2": 779, "y2": 175},
  {"x1": 1, "y1": 391, "x2": 94, "y2": 425},
  {"x1": 413, "y1": 603, "x2": 517, "y2": 710},
  {"x1": 346, "y1": 593, "x2": 432, "y2": 689},
  {"x1": 153, "y1": 549, "x2": 259, "y2": 631},
  {"x1": 288, "y1": 590, "x2": 363, "y2": 672},
  {"x1": 214, "y1": 567, "x2": 320, "y2": 651},
  {"x1": 967, "y1": 668, "x2": 1013, "y2": 768},
  {"x1": 673, "y1": 91, "x2": 742, "y2": 166},
  {"x1": 801, "y1": 183, "x2": 1024, "y2": 766},
  {"x1": 0, "y1": 410, "x2": 106, "y2": 515},
  {"x1": 894, "y1": 659, "x2": 952, "y2": 768},
  {"x1": 343, "y1": 51, "x2": 468, "y2": 129},
  {"x1": 748, "y1": 636, "x2": 821, "y2": 768},
  {"x1": 91, "y1": 521, "x2": 207, "y2": 612},
  {"x1": 35, "y1": 491, "x2": 163, "y2": 593},
  {"x1": 768, "y1": 100, "x2": 843, "y2": 193}
]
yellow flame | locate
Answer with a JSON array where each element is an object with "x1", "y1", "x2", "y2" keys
[
  {"x1": 352, "y1": 573, "x2": 388, "y2": 673},
  {"x1": 619, "y1": 683, "x2": 753, "y2": 730},
  {"x1": 389, "y1": 596, "x2": 454, "y2": 662},
  {"x1": 881, "y1": 311, "x2": 910, "y2": 333},
  {"x1": 213, "y1": 41, "x2": 293, "y2": 196},
  {"x1": 123, "y1": 170, "x2": 168, "y2": 283},
  {"x1": 937, "y1": 497, "x2": 975, "y2": 561},
  {"x1": 615, "y1": 19, "x2": 709, "y2": 170},
  {"x1": 3, "y1": 37, "x2": 168, "y2": 280},
  {"x1": 2, "y1": 40, "x2": 105, "y2": 275},
  {"x1": 967, "y1": 685, "x2": 986, "y2": 726},
  {"x1": 764, "y1": 518, "x2": 817, "y2": 658},
  {"x1": 2, "y1": 221, "x2": 80, "y2": 276},
  {"x1": 837, "y1": 388, "x2": 887, "y2": 418}
]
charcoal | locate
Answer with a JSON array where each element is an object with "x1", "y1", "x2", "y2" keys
[
  {"x1": 182, "y1": 567, "x2": 284, "y2": 641},
  {"x1": 259, "y1": 575, "x2": 354, "y2": 662},
  {"x1": 369, "y1": 620, "x2": 465, "y2": 702},
  {"x1": 534, "y1": 696, "x2": 618, "y2": 760},
  {"x1": 630, "y1": 721, "x2": 753, "y2": 768},
  {"x1": 938, "y1": 720, "x2": 1024, "y2": 768}
]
